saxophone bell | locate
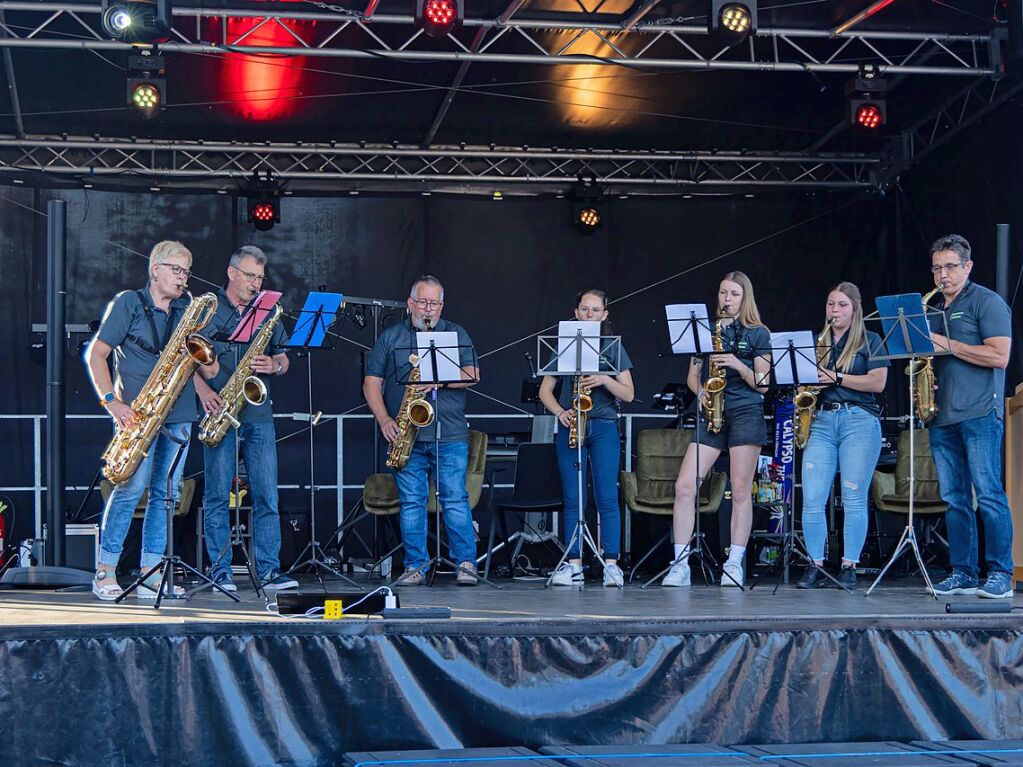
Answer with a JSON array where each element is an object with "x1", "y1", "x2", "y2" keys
[{"x1": 240, "y1": 375, "x2": 268, "y2": 407}]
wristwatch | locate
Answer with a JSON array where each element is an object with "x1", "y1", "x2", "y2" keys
[
  {"x1": 100, "y1": 392, "x2": 116, "y2": 407},
  {"x1": 835, "y1": 372, "x2": 844, "y2": 386}
]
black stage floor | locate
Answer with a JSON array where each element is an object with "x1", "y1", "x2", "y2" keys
[{"x1": 2, "y1": 577, "x2": 1022, "y2": 767}]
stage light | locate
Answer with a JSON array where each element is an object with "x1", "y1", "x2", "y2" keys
[
  {"x1": 101, "y1": 0, "x2": 172, "y2": 44},
  {"x1": 854, "y1": 102, "x2": 883, "y2": 130},
  {"x1": 415, "y1": 0, "x2": 462, "y2": 38},
  {"x1": 246, "y1": 170, "x2": 282, "y2": 231},
  {"x1": 577, "y1": 207, "x2": 601, "y2": 230},
  {"x1": 709, "y1": 1, "x2": 757, "y2": 44},
  {"x1": 845, "y1": 66, "x2": 887, "y2": 134},
  {"x1": 126, "y1": 52, "x2": 165, "y2": 119},
  {"x1": 571, "y1": 175, "x2": 604, "y2": 235}
]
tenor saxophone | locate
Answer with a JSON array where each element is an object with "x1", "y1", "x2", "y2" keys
[
  {"x1": 907, "y1": 287, "x2": 941, "y2": 423},
  {"x1": 198, "y1": 303, "x2": 284, "y2": 447},
  {"x1": 703, "y1": 312, "x2": 727, "y2": 433},
  {"x1": 794, "y1": 321, "x2": 831, "y2": 450},
  {"x1": 567, "y1": 376, "x2": 594, "y2": 449},
  {"x1": 386, "y1": 319, "x2": 436, "y2": 470},
  {"x1": 101, "y1": 292, "x2": 218, "y2": 485}
]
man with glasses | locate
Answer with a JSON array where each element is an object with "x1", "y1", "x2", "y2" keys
[
  {"x1": 86, "y1": 240, "x2": 220, "y2": 601},
  {"x1": 925, "y1": 234, "x2": 1014, "y2": 599},
  {"x1": 363, "y1": 275, "x2": 481, "y2": 586},
  {"x1": 195, "y1": 245, "x2": 298, "y2": 592}
]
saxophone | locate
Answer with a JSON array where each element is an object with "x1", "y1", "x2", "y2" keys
[
  {"x1": 703, "y1": 312, "x2": 727, "y2": 433},
  {"x1": 907, "y1": 287, "x2": 941, "y2": 423},
  {"x1": 567, "y1": 376, "x2": 594, "y2": 449},
  {"x1": 794, "y1": 322, "x2": 832, "y2": 450},
  {"x1": 386, "y1": 319, "x2": 436, "y2": 470},
  {"x1": 101, "y1": 292, "x2": 218, "y2": 485},
  {"x1": 198, "y1": 303, "x2": 284, "y2": 447}
]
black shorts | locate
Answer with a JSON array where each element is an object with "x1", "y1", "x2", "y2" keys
[{"x1": 696, "y1": 404, "x2": 767, "y2": 451}]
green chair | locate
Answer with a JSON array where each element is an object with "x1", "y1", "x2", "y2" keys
[{"x1": 622, "y1": 428, "x2": 727, "y2": 581}]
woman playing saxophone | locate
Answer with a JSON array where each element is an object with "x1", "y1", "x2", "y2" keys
[{"x1": 797, "y1": 282, "x2": 888, "y2": 591}]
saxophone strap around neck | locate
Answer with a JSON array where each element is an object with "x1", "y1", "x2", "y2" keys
[{"x1": 137, "y1": 290, "x2": 177, "y2": 352}]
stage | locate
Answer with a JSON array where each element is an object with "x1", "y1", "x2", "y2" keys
[{"x1": 1, "y1": 578, "x2": 1021, "y2": 767}]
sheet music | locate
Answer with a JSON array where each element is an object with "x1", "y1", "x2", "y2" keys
[
  {"x1": 416, "y1": 331, "x2": 462, "y2": 383},
  {"x1": 556, "y1": 321, "x2": 600, "y2": 374},
  {"x1": 770, "y1": 331, "x2": 820, "y2": 386},
  {"x1": 665, "y1": 304, "x2": 713, "y2": 354}
]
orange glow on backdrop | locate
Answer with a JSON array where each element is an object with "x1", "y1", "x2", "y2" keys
[{"x1": 221, "y1": 14, "x2": 311, "y2": 121}]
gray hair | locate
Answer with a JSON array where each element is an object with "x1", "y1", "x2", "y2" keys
[
  {"x1": 148, "y1": 240, "x2": 191, "y2": 278},
  {"x1": 929, "y1": 234, "x2": 971, "y2": 263},
  {"x1": 410, "y1": 274, "x2": 444, "y2": 300},
  {"x1": 229, "y1": 245, "x2": 268, "y2": 269}
]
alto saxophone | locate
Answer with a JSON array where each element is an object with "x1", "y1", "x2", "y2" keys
[
  {"x1": 907, "y1": 287, "x2": 941, "y2": 423},
  {"x1": 386, "y1": 319, "x2": 436, "y2": 470},
  {"x1": 567, "y1": 376, "x2": 594, "y2": 449},
  {"x1": 794, "y1": 322, "x2": 831, "y2": 450},
  {"x1": 703, "y1": 312, "x2": 727, "y2": 433},
  {"x1": 198, "y1": 303, "x2": 284, "y2": 447},
  {"x1": 101, "y1": 292, "x2": 218, "y2": 485}
]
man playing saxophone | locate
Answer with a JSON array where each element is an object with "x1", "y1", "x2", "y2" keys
[
  {"x1": 924, "y1": 235, "x2": 1014, "y2": 599},
  {"x1": 363, "y1": 275, "x2": 480, "y2": 586},
  {"x1": 194, "y1": 246, "x2": 297, "y2": 593},
  {"x1": 85, "y1": 241, "x2": 219, "y2": 601}
]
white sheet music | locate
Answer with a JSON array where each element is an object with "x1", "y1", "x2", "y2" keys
[
  {"x1": 770, "y1": 331, "x2": 820, "y2": 386},
  {"x1": 665, "y1": 304, "x2": 713, "y2": 354},
  {"x1": 415, "y1": 331, "x2": 462, "y2": 383},
  {"x1": 556, "y1": 321, "x2": 601, "y2": 374}
]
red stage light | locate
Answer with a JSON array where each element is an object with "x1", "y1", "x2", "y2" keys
[
  {"x1": 425, "y1": 0, "x2": 456, "y2": 25},
  {"x1": 253, "y1": 202, "x2": 276, "y2": 222},
  {"x1": 416, "y1": 0, "x2": 461, "y2": 38},
  {"x1": 855, "y1": 103, "x2": 883, "y2": 129}
]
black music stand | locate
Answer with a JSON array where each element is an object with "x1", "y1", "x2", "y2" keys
[
  {"x1": 284, "y1": 292, "x2": 358, "y2": 587},
  {"x1": 864, "y1": 293, "x2": 952, "y2": 598},
  {"x1": 388, "y1": 331, "x2": 500, "y2": 589},
  {"x1": 116, "y1": 428, "x2": 240, "y2": 607},
  {"x1": 537, "y1": 326, "x2": 622, "y2": 589},
  {"x1": 746, "y1": 333, "x2": 849, "y2": 593},
  {"x1": 642, "y1": 307, "x2": 721, "y2": 588},
  {"x1": 200, "y1": 293, "x2": 279, "y2": 599}
]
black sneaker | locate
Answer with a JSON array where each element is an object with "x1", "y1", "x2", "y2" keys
[
  {"x1": 262, "y1": 569, "x2": 298, "y2": 591},
  {"x1": 838, "y1": 565, "x2": 857, "y2": 591},
  {"x1": 212, "y1": 569, "x2": 237, "y2": 593},
  {"x1": 796, "y1": 566, "x2": 828, "y2": 589}
]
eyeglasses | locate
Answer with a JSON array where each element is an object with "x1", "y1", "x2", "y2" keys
[
  {"x1": 412, "y1": 299, "x2": 443, "y2": 310},
  {"x1": 232, "y1": 267, "x2": 265, "y2": 283},
  {"x1": 930, "y1": 261, "x2": 966, "y2": 274},
  {"x1": 159, "y1": 263, "x2": 192, "y2": 279},
  {"x1": 578, "y1": 306, "x2": 605, "y2": 315}
]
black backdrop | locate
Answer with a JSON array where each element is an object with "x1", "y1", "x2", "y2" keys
[{"x1": 2, "y1": 102, "x2": 1020, "y2": 555}]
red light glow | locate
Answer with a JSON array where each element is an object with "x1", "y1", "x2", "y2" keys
[
  {"x1": 856, "y1": 103, "x2": 883, "y2": 130},
  {"x1": 253, "y1": 202, "x2": 276, "y2": 222},
  {"x1": 425, "y1": 0, "x2": 456, "y2": 28}
]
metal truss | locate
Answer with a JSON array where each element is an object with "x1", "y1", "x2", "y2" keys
[
  {"x1": 0, "y1": 1, "x2": 1000, "y2": 76},
  {"x1": 0, "y1": 135, "x2": 881, "y2": 193}
]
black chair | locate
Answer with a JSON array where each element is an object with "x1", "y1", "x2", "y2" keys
[{"x1": 484, "y1": 442, "x2": 565, "y2": 579}]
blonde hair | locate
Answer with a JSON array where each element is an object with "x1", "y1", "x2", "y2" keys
[
  {"x1": 720, "y1": 271, "x2": 766, "y2": 329},
  {"x1": 148, "y1": 241, "x2": 192, "y2": 280},
  {"x1": 820, "y1": 281, "x2": 867, "y2": 373}
]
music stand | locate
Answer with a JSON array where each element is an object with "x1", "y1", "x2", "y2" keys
[
  {"x1": 746, "y1": 333, "x2": 850, "y2": 593},
  {"x1": 388, "y1": 330, "x2": 501, "y2": 589},
  {"x1": 642, "y1": 305, "x2": 721, "y2": 588},
  {"x1": 864, "y1": 293, "x2": 952, "y2": 598},
  {"x1": 537, "y1": 325, "x2": 622, "y2": 589},
  {"x1": 284, "y1": 291, "x2": 358, "y2": 587}
]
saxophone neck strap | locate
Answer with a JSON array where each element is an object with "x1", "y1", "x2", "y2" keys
[{"x1": 136, "y1": 290, "x2": 178, "y2": 352}]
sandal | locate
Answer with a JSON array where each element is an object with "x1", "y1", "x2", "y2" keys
[{"x1": 92, "y1": 569, "x2": 123, "y2": 602}]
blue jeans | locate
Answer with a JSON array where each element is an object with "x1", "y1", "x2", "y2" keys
[
  {"x1": 555, "y1": 418, "x2": 622, "y2": 559},
  {"x1": 929, "y1": 411, "x2": 1014, "y2": 579},
  {"x1": 391, "y1": 439, "x2": 476, "y2": 569},
  {"x1": 203, "y1": 421, "x2": 282, "y2": 580},
  {"x1": 98, "y1": 422, "x2": 192, "y2": 570},
  {"x1": 800, "y1": 407, "x2": 881, "y2": 563}
]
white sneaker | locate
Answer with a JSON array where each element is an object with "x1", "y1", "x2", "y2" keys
[
  {"x1": 662, "y1": 559, "x2": 691, "y2": 587},
  {"x1": 721, "y1": 561, "x2": 744, "y2": 587},
  {"x1": 550, "y1": 562, "x2": 583, "y2": 586},
  {"x1": 602, "y1": 562, "x2": 624, "y2": 588}
]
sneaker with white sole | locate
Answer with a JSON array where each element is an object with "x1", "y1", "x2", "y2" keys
[
  {"x1": 721, "y1": 561, "x2": 744, "y2": 587},
  {"x1": 931, "y1": 568, "x2": 979, "y2": 596},
  {"x1": 602, "y1": 562, "x2": 624, "y2": 588},
  {"x1": 977, "y1": 571, "x2": 1013, "y2": 599},
  {"x1": 661, "y1": 559, "x2": 691, "y2": 587},
  {"x1": 211, "y1": 569, "x2": 237, "y2": 593},
  {"x1": 550, "y1": 562, "x2": 583, "y2": 586},
  {"x1": 261, "y1": 569, "x2": 299, "y2": 591}
]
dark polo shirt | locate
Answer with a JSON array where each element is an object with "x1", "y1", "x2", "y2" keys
[
  {"x1": 818, "y1": 330, "x2": 889, "y2": 416},
  {"x1": 94, "y1": 287, "x2": 196, "y2": 423},
  {"x1": 366, "y1": 317, "x2": 476, "y2": 443},
  {"x1": 701, "y1": 321, "x2": 772, "y2": 410},
  {"x1": 929, "y1": 280, "x2": 1012, "y2": 427},
  {"x1": 555, "y1": 341, "x2": 634, "y2": 420}
]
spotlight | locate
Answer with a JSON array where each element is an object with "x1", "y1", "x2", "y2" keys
[
  {"x1": 246, "y1": 170, "x2": 282, "y2": 232},
  {"x1": 101, "y1": 0, "x2": 172, "y2": 44},
  {"x1": 709, "y1": 1, "x2": 757, "y2": 44},
  {"x1": 415, "y1": 0, "x2": 462, "y2": 38},
  {"x1": 571, "y1": 175, "x2": 604, "y2": 235},
  {"x1": 845, "y1": 66, "x2": 887, "y2": 133},
  {"x1": 126, "y1": 52, "x2": 165, "y2": 119}
]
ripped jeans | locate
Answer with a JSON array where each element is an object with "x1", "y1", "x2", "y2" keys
[{"x1": 799, "y1": 406, "x2": 881, "y2": 563}]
